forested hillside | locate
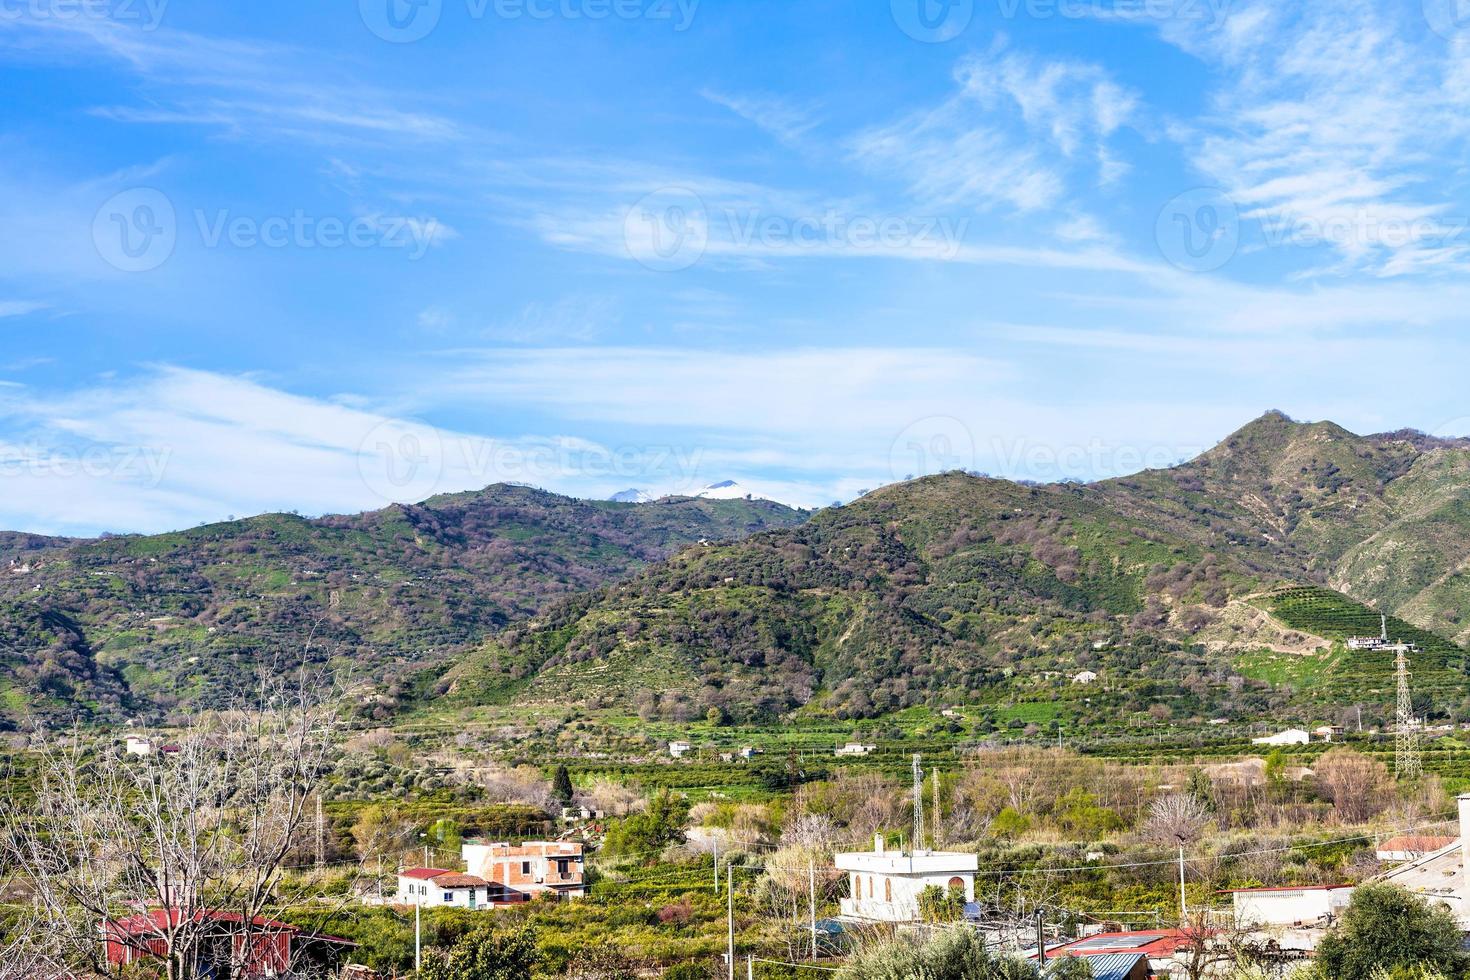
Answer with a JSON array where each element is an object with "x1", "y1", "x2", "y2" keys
[{"x1": 0, "y1": 486, "x2": 807, "y2": 724}]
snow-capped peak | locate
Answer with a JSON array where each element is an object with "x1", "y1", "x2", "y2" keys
[{"x1": 608, "y1": 488, "x2": 657, "y2": 503}]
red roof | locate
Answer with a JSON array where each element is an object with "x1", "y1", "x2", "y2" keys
[
  {"x1": 400, "y1": 867, "x2": 455, "y2": 880},
  {"x1": 105, "y1": 908, "x2": 294, "y2": 937},
  {"x1": 104, "y1": 908, "x2": 354, "y2": 946},
  {"x1": 1045, "y1": 929, "x2": 1197, "y2": 958}
]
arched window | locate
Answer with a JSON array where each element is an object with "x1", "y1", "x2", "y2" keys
[
  {"x1": 884, "y1": 879, "x2": 892, "y2": 901},
  {"x1": 948, "y1": 877, "x2": 965, "y2": 891}
]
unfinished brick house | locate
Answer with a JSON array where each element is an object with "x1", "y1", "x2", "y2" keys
[{"x1": 460, "y1": 840, "x2": 586, "y2": 902}]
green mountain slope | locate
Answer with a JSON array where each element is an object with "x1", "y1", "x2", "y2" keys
[
  {"x1": 0, "y1": 486, "x2": 808, "y2": 724},
  {"x1": 443, "y1": 414, "x2": 1470, "y2": 723}
]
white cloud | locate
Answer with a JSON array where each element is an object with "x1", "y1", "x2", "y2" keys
[
  {"x1": 0, "y1": 300, "x2": 45, "y2": 318},
  {"x1": 1156, "y1": 0, "x2": 1470, "y2": 275},
  {"x1": 701, "y1": 89, "x2": 822, "y2": 147},
  {"x1": 0, "y1": 13, "x2": 463, "y2": 147},
  {"x1": 849, "y1": 45, "x2": 1139, "y2": 213},
  {"x1": 0, "y1": 368, "x2": 711, "y2": 535}
]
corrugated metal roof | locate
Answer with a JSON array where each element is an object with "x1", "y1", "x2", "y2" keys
[{"x1": 1056, "y1": 952, "x2": 1146, "y2": 980}]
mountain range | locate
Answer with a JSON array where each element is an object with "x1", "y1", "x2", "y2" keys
[
  {"x1": 442, "y1": 412, "x2": 1470, "y2": 725},
  {"x1": 6, "y1": 412, "x2": 1470, "y2": 728},
  {"x1": 0, "y1": 486, "x2": 806, "y2": 724}
]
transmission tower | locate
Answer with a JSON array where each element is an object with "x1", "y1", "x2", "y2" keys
[
  {"x1": 1395, "y1": 644, "x2": 1422, "y2": 779},
  {"x1": 911, "y1": 754, "x2": 925, "y2": 852}
]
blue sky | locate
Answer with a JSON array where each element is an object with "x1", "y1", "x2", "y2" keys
[{"x1": 5, "y1": 0, "x2": 1470, "y2": 534}]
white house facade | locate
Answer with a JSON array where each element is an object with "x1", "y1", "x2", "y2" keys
[
  {"x1": 396, "y1": 868, "x2": 492, "y2": 910},
  {"x1": 1227, "y1": 884, "x2": 1354, "y2": 927},
  {"x1": 835, "y1": 837, "x2": 977, "y2": 922}
]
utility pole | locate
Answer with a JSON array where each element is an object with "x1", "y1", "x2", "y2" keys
[
  {"x1": 1177, "y1": 844, "x2": 1188, "y2": 925},
  {"x1": 713, "y1": 837, "x2": 719, "y2": 893},
  {"x1": 808, "y1": 858, "x2": 817, "y2": 961},
  {"x1": 931, "y1": 767, "x2": 941, "y2": 849},
  {"x1": 911, "y1": 754, "x2": 925, "y2": 853},
  {"x1": 727, "y1": 869, "x2": 735, "y2": 980},
  {"x1": 1035, "y1": 909, "x2": 1045, "y2": 965},
  {"x1": 315, "y1": 794, "x2": 325, "y2": 867},
  {"x1": 415, "y1": 888, "x2": 422, "y2": 973}
]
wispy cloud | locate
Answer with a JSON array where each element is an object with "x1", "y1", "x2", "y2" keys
[
  {"x1": 0, "y1": 367, "x2": 720, "y2": 535},
  {"x1": 849, "y1": 43, "x2": 1139, "y2": 212},
  {"x1": 701, "y1": 89, "x2": 823, "y2": 147},
  {"x1": 1156, "y1": 0, "x2": 1470, "y2": 275},
  {"x1": 0, "y1": 13, "x2": 463, "y2": 147},
  {"x1": 0, "y1": 300, "x2": 45, "y2": 318}
]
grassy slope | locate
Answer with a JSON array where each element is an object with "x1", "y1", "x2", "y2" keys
[{"x1": 0, "y1": 486, "x2": 808, "y2": 723}]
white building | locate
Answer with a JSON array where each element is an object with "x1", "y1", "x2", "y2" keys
[
  {"x1": 1377, "y1": 835, "x2": 1457, "y2": 863},
  {"x1": 669, "y1": 740, "x2": 692, "y2": 758},
  {"x1": 1252, "y1": 729, "x2": 1310, "y2": 746},
  {"x1": 1071, "y1": 671, "x2": 1099, "y2": 685},
  {"x1": 835, "y1": 836, "x2": 977, "y2": 922},
  {"x1": 1226, "y1": 884, "x2": 1354, "y2": 927},
  {"x1": 124, "y1": 735, "x2": 153, "y2": 756},
  {"x1": 835, "y1": 743, "x2": 876, "y2": 757},
  {"x1": 1352, "y1": 794, "x2": 1470, "y2": 928},
  {"x1": 395, "y1": 868, "x2": 492, "y2": 910}
]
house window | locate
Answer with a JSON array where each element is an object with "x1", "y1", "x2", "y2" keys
[
  {"x1": 884, "y1": 879, "x2": 892, "y2": 902},
  {"x1": 557, "y1": 859, "x2": 570, "y2": 875},
  {"x1": 521, "y1": 861, "x2": 532, "y2": 876},
  {"x1": 867, "y1": 876, "x2": 874, "y2": 898}
]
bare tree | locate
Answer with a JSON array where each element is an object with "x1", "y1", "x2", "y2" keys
[
  {"x1": 2, "y1": 667, "x2": 343, "y2": 980},
  {"x1": 1315, "y1": 748, "x2": 1391, "y2": 824},
  {"x1": 1145, "y1": 793, "x2": 1212, "y2": 925}
]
